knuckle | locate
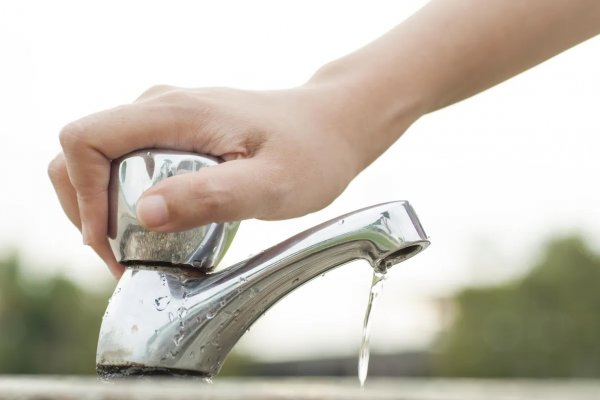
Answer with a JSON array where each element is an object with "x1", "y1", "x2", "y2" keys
[
  {"x1": 47, "y1": 154, "x2": 67, "y2": 183},
  {"x1": 137, "y1": 84, "x2": 177, "y2": 101},
  {"x1": 59, "y1": 121, "x2": 87, "y2": 152},
  {"x1": 155, "y1": 90, "x2": 215, "y2": 126},
  {"x1": 157, "y1": 88, "x2": 194, "y2": 105}
]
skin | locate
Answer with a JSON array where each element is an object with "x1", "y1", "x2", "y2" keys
[{"x1": 48, "y1": 0, "x2": 600, "y2": 279}]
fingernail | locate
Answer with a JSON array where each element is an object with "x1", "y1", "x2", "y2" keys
[{"x1": 137, "y1": 195, "x2": 169, "y2": 227}]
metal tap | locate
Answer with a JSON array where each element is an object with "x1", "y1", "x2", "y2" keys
[{"x1": 96, "y1": 150, "x2": 430, "y2": 378}]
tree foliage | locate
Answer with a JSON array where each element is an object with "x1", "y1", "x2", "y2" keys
[
  {"x1": 436, "y1": 236, "x2": 600, "y2": 377},
  {"x1": 0, "y1": 254, "x2": 252, "y2": 375},
  {"x1": 0, "y1": 254, "x2": 110, "y2": 374}
]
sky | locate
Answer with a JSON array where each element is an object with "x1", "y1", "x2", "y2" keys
[{"x1": 1, "y1": 0, "x2": 599, "y2": 361}]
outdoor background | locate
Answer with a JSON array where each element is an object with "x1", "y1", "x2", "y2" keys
[{"x1": 1, "y1": 0, "x2": 599, "y2": 377}]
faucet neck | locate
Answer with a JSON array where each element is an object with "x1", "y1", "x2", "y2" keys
[{"x1": 97, "y1": 201, "x2": 429, "y2": 378}]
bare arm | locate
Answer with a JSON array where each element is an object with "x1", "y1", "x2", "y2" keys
[
  {"x1": 308, "y1": 0, "x2": 600, "y2": 169},
  {"x1": 49, "y1": 0, "x2": 600, "y2": 278}
]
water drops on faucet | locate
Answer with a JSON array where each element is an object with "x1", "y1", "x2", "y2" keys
[
  {"x1": 173, "y1": 333, "x2": 184, "y2": 346},
  {"x1": 177, "y1": 306, "x2": 188, "y2": 319},
  {"x1": 154, "y1": 296, "x2": 171, "y2": 311}
]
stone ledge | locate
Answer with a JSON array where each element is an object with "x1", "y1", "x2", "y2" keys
[{"x1": 0, "y1": 377, "x2": 599, "y2": 400}]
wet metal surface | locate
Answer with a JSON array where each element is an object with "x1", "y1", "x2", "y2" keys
[{"x1": 98, "y1": 201, "x2": 429, "y2": 377}]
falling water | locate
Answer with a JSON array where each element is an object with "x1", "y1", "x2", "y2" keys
[{"x1": 358, "y1": 269, "x2": 386, "y2": 387}]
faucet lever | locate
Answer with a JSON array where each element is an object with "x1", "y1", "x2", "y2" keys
[{"x1": 108, "y1": 150, "x2": 239, "y2": 271}]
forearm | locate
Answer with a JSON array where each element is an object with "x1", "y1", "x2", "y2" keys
[{"x1": 308, "y1": 0, "x2": 600, "y2": 168}]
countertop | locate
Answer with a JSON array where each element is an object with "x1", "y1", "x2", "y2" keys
[{"x1": 0, "y1": 376, "x2": 599, "y2": 400}]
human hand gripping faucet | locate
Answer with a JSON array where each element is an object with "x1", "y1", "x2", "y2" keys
[{"x1": 49, "y1": 1, "x2": 600, "y2": 277}]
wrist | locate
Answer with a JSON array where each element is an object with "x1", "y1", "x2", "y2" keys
[{"x1": 303, "y1": 56, "x2": 427, "y2": 171}]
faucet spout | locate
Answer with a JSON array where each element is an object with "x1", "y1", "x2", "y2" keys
[{"x1": 96, "y1": 201, "x2": 429, "y2": 378}]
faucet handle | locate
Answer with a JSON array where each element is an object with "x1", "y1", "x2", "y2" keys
[{"x1": 107, "y1": 150, "x2": 239, "y2": 271}]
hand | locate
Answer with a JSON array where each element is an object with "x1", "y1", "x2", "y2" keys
[{"x1": 48, "y1": 85, "x2": 368, "y2": 278}]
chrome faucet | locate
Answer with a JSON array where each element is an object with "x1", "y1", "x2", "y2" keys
[{"x1": 96, "y1": 150, "x2": 430, "y2": 378}]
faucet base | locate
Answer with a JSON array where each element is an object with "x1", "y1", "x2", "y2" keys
[{"x1": 96, "y1": 364, "x2": 211, "y2": 380}]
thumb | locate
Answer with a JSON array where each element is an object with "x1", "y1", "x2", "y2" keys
[{"x1": 136, "y1": 158, "x2": 285, "y2": 231}]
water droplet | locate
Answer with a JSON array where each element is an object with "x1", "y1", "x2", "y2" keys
[
  {"x1": 177, "y1": 306, "x2": 188, "y2": 318},
  {"x1": 200, "y1": 345, "x2": 206, "y2": 353},
  {"x1": 154, "y1": 329, "x2": 159, "y2": 336},
  {"x1": 239, "y1": 276, "x2": 247, "y2": 283},
  {"x1": 206, "y1": 311, "x2": 215, "y2": 320},
  {"x1": 173, "y1": 333, "x2": 184, "y2": 345},
  {"x1": 116, "y1": 287, "x2": 122, "y2": 294},
  {"x1": 189, "y1": 352, "x2": 195, "y2": 359},
  {"x1": 219, "y1": 300, "x2": 226, "y2": 307},
  {"x1": 168, "y1": 312, "x2": 175, "y2": 322},
  {"x1": 154, "y1": 296, "x2": 171, "y2": 311},
  {"x1": 179, "y1": 321, "x2": 185, "y2": 329},
  {"x1": 160, "y1": 274, "x2": 167, "y2": 286},
  {"x1": 139, "y1": 299, "x2": 144, "y2": 305},
  {"x1": 338, "y1": 219, "x2": 345, "y2": 225},
  {"x1": 192, "y1": 260, "x2": 203, "y2": 268},
  {"x1": 321, "y1": 273, "x2": 326, "y2": 278},
  {"x1": 292, "y1": 278, "x2": 300, "y2": 284},
  {"x1": 169, "y1": 349, "x2": 179, "y2": 358}
]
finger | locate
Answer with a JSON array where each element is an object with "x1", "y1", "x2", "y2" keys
[
  {"x1": 48, "y1": 153, "x2": 82, "y2": 229},
  {"x1": 58, "y1": 101, "x2": 214, "y2": 249},
  {"x1": 94, "y1": 237, "x2": 125, "y2": 280},
  {"x1": 136, "y1": 158, "x2": 288, "y2": 232},
  {"x1": 48, "y1": 154, "x2": 125, "y2": 279}
]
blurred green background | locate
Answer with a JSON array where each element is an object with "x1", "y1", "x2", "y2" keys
[{"x1": 1, "y1": 234, "x2": 599, "y2": 377}]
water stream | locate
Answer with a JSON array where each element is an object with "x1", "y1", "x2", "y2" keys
[{"x1": 358, "y1": 269, "x2": 387, "y2": 387}]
